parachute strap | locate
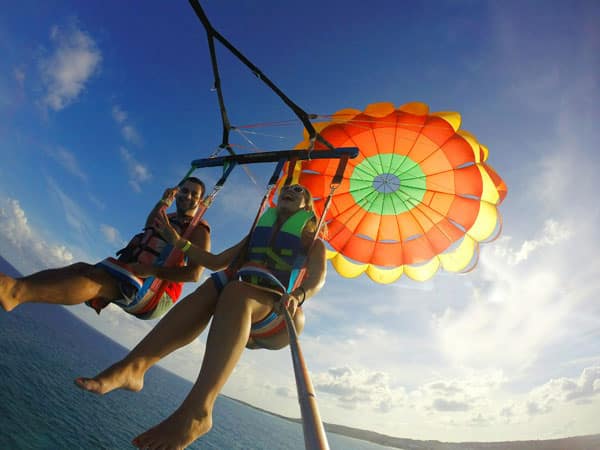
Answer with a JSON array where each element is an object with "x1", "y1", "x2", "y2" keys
[
  {"x1": 285, "y1": 154, "x2": 350, "y2": 293},
  {"x1": 285, "y1": 156, "x2": 299, "y2": 186},
  {"x1": 187, "y1": 0, "x2": 335, "y2": 151}
]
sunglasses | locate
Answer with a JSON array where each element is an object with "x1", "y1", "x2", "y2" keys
[{"x1": 282, "y1": 185, "x2": 305, "y2": 194}]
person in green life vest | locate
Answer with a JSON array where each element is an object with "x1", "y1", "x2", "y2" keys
[
  {"x1": 76, "y1": 184, "x2": 327, "y2": 450},
  {"x1": 0, "y1": 177, "x2": 210, "y2": 320}
]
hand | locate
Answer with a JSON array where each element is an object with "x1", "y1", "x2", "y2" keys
[
  {"x1": 276, "y1": 293, "x2": 299, "y2": 317},
  {"x1": 153, "y1": 210, "x2": 181, "y2": 245},
  {"x1": 129, "y1": 263, "x2": 157, "y2": 278},
  {"x1": 160, "y1": 187, "x2": 179, "y2": 207}
]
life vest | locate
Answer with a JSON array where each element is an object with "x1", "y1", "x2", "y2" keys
[
  {"x1": 239, "y1": 207, "x2": 314, "y2": 291},
  {"x1": 116, "y1": 213, "x2": 209, "y2": 302}
]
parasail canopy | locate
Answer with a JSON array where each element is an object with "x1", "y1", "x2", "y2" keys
[{"x1": 281, "y1": 102, "x2": 507, "y2": 283}]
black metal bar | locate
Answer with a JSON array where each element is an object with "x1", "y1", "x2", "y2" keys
[
  {"x1": 187, "y1": 0, "x2": 335, "y2": 150},
  {"x1": 191, "y1": 147, "x2": 358, "y2": 168}
]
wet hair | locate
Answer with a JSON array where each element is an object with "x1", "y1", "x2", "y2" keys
[{"x1": 180, "y1": 176, "x2": 206, "y2": 198}]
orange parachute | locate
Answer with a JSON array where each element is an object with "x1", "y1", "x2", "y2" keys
[{"x1": 281, "y1": 102, "x2": 507, "y2": 283}]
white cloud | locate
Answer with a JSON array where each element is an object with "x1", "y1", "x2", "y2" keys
[
  {"x1": 46, "y1": 176, "x2": 92, "y2": 238},
  {"x1": 313, "y1": 365, "x2": 400, "y2": 412},
  {"x1": 433, "y1": 137, "x2": 598, "y2": 371},
  {"x1": 210, "y1": 178, "x2": 266, "y2": 222},
  {"x1": 0, "y1": 196, "x2": 74, "y2": 271},
  {"x1": 39, "y1": 24, "x2": 101, "y2": 111},
  {"x1": 434, "y1": 235, "x2": 575, "y2": 370},
  {"x1": 410, "y1": 371, "x2": 506, "y2": 419},
  {"x1": 531, "y1": 366, "x2": 600, "y2": 407},
  {"x1": 100, "y1": 224, "x2": 125, "y2": 247},
  {"x1": 112, "y1": 104, "x2": 142, "y2": 146},
  {"x1": 47, "y1": 146, "x2": 87, "y2": 181},
  {"x1": 121, "y1": 125, "x2": 142, "y2": 146},
  {"x1": 120, "y1": 147, "x2": 151, "y2": 192},
  {"x1": 112, "y1": 104, "x2": 127, "y2": 124},
  {"x1": 510, "y1": 220, "x2": 572, "y2": 264}
]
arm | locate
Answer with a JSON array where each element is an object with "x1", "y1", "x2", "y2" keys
[
  {"x1": 292, "y1": 239, "x2": 327, "y2": 303},
  {"x1": 153, "y1": 208, "x2": 248, "y2": 271},
  {"x1": 144, "y1": 187, "x2": 178, "y2": 228},
  {"x1": 147, "y1": 223, "x2": 211, "y2": 282},
  {"x1": 172, "y1": 235, "x2": 247, "y2": 272},
  {"x1": 278, "y1": 239, "x2": 327, "y2": 316}
]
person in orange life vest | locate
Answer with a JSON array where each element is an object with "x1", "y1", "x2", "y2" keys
[
  {"x1": 76, "y1": 184, "x2": 327, "y2": 450},
  {"x1": 0, "y1": 177, "x2": 210, "y2": 320}
]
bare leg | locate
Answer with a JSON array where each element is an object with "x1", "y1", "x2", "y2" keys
[
  {"x1": 132, "y1": 281, "x2": 275, "y2": 449},
  {"x1": 75, "y1": 279, "x2": 219, "y2": 394},
  {"x1": 0, "y1": 263, "x2": 120, "y2": 312}
]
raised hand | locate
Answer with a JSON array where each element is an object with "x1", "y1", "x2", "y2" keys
[{"x1": 153, "y1": 210, "x2": 181, "y2": 245}]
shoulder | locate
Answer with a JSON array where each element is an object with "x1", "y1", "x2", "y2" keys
[
  {"x1": 196, "y1": 219, "x2": 211, "y2": 234},
  {"x1": 305, "y1": 238, "x2": 326, "y2": 259},
  {"x1": 189, "y1": 220, "x2": 211, "y2": 250},
  {"x1": 311, "y1": 239, "x2": 326, "y2": 253}
]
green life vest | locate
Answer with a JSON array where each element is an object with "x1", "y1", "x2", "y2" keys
[{"x1": 241, "y1": 207, "x2": 314, "y2": 290}]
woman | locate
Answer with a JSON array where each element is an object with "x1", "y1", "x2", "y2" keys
[{"x1": 76, "y1": 184, "x2": 327, "y2": 450}]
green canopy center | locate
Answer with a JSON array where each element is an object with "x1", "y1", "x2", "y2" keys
[{"x1": 349, "y1": 154, "x2": 426, "y2": 215}]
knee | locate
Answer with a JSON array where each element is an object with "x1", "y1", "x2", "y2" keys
[
  {"x1": 293, "y1": 308, "x2": 305, "y2": 335},
  {"x1": 70, "y1": 262, "x2": 93, "y2": 274}
]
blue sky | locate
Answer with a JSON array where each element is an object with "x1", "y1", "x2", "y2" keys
[{"x1": 1, "y1": 0, "x2": 599, "y2": 443}]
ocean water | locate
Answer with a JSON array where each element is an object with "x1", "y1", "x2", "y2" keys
[{"x1": 0, "y1": 262, "x2": 395, "y2": 449}]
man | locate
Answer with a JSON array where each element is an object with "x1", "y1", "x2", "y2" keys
[{"x1": 0, "y1": 177, "x2": 210, "y2": 320}]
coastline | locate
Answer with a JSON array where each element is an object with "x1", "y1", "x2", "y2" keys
[{"x1": 227, "y1": 396, "x2": 600, "y2": 450}]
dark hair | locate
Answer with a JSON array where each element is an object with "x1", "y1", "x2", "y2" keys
[{"x1": 180, "y1": 176, "x2": 206, "y2": 197}]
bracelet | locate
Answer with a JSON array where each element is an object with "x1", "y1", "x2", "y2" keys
[
  {"x1": 159, "y1": 199, "x2": 172, "y2": 207},
  {"x1": 296, "y1": 286, "x2": 306, "y2": 306},
  {"x1": 180, "y1": 240, "x2": 192, "y2": 253}
]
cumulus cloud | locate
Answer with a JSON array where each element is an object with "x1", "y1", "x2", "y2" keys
[
  {"x1": 494, "y1": 366, "x2": 600, "y2": 425},
  {"x1": 120, "y1": 147, "x2": 151, "y2": 192},
  {"x1": 0, "y1": 196, "x2": 74, "y2": 271},
  {"x1": 432, "y1": 398, "x2": 470, "y2": 412},
  {"x1": 39, "y1": 24, "x2": 101, "y2": 111},
  {"x1": 47, "y1": 146, "x2": 87, "y2": 181},
  {"x1": 531, "y1": 366, "x2": 600, "y2": 408},
  {"x1": 313, "y1": 366, "x2": 398, "y2": 412},
  {"x1": 413, "y1": 371, "x2": 505, "y2": 418}
]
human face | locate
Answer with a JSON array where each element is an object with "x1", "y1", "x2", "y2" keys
[
  {"x1": 277, "y1": 184, "x2": 307, "y2": 213},
  {"x1": 176, "y1": 180, "x2": 203, "y2": 214}
]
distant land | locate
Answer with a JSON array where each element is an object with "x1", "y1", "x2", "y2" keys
[
  {"x1": 229, "y1": 397, "x2": 600, "y2": 450},
  {"x1": 1, "y1": 254, "x2": 599, "y2": 450}
]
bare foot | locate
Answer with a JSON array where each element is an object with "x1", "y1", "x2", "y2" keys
[
  {"x1": 74, "y1": 360, "x2": 145, "y2": 395},
  {"x1": 132, "y1": 407, "x2": 212, "y2": 450},
  {"x1": 0, "y1": 274, "x2": 19, "y2": 312}
]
